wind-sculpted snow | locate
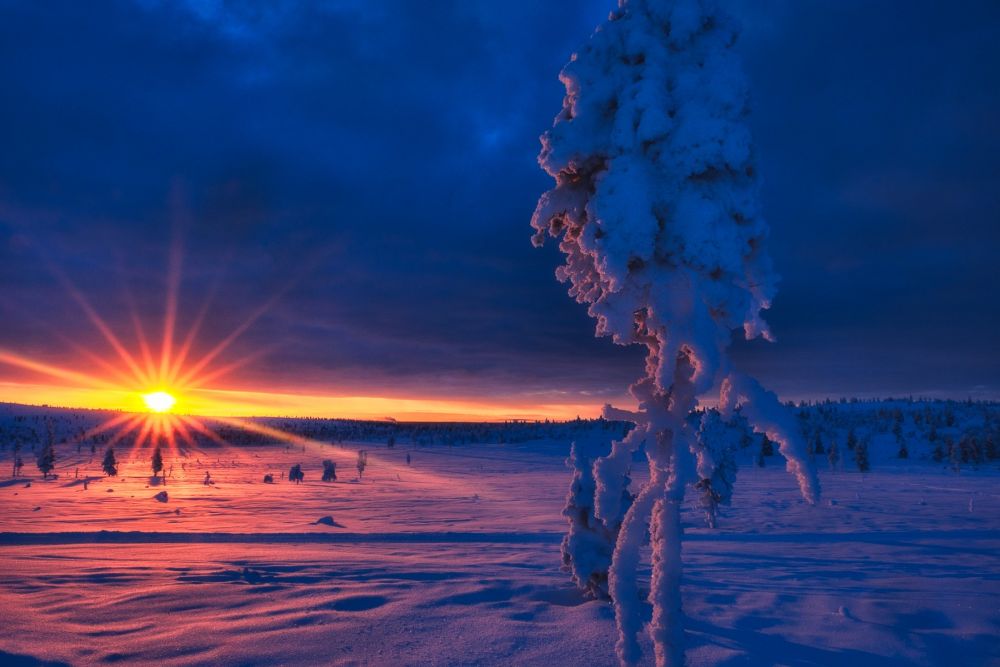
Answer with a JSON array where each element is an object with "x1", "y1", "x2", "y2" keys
[
  {"x1": 532, "y1": 0, "x2": 818, "y2": 664},
  {"x1": 0, "y1": 408, "x2": 998, "y2": 665}
]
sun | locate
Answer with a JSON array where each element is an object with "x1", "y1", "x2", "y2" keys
[{"x1": 142, "y1": 390, "x2": 176, "y2": 413}]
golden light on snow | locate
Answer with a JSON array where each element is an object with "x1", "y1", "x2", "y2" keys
[{"x1": 142, "y1": 391, "x2": 176, "y2": 413}]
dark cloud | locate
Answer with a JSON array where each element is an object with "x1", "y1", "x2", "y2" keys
[{"x1": 0, "y1": 0, "x2": 997, "y2": 405}]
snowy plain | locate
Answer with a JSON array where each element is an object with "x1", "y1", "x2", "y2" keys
[{"x1": 0, "y1": 404, "x2": 998, "y2": 666}]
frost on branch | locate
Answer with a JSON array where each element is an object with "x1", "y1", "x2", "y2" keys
[
  {"x1": 533, "y1": 0, "x2": 819, "y2": 665},
  {"x1": 720, "y1": 373, "x2": 820, "y2": 504}
]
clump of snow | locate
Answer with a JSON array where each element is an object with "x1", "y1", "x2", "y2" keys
[{"x1": 532, "y1": 0, "x2": 819, "y2": 664}]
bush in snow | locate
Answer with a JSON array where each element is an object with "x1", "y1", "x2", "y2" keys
[
  {"x1": 532, "y1": 1, "x2": 819, "y2": 663},
  {"x1": 289, "y1": 464, "x2": 304, "y2": 483},
  {"x1": 322, "y1": 459, "x2": 337, "y2": 482}
]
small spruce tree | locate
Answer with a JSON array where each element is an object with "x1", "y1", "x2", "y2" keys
[
  {"x1": 12, "y1": 441, "x2": 23, "y2": 477},
  {"x1": 321, "y1": 459, "x2": 337, "y2": 482},
  {"x1": 37, "y1": 439, "x2": 56, "y2": 479},
  {"x1": 102, "y1": 446, "x2": 118, "y2": 477},
  {"x1": 289, "y1": 463, "x2": 304, "y2": 483},
  {"x1": 986, "y1": 434, "x2": 998, "y2": 461},
  {"x1": 949, "y1": 438, "x2": 961, "y2": 472},
  {"x1": 356, "y1": 450, "x2": 368, "y2": 479},
  {"x1": 854, "y1": 439, "x2": 870, "y2": 472},
  {"x1": 932, "y1": 439, "x2": 946, "y2": 462},
  {"x1": 760, "y1": 434, "x2": 774, "y2": 457},
  {"x1": 151, "y1": 446, "x2": 163, "y2": 481},
  {"x1": 827, "y1": 440, "x2": 840, "y2": 470}
]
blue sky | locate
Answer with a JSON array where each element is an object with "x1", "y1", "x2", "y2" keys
[{"x1": 1, "y1": 0, "x2": 997, "y2": 413}]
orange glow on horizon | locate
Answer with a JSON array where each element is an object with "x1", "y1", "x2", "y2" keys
[
  {"x1": 0, "y1": 237, "x2": 609, "y2": 431},
  {"x1": 0, "y1": 380, "x2": 604, "y2": 422}
]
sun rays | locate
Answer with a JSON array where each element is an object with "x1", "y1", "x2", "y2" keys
[
  {"x1": 0, "y1": 234, "x2": 336, "y2": 465},
  {"x1": 0, "y1": 233, "x2": 604, "y2": 431}
]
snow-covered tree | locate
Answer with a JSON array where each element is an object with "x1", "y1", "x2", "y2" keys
[
  {"x1": 322, "y1": 459, "x2": 337, "y2": 482},
  {"x1": 289, "y1": 463, "x2": 304, "y2": 483},
  {"x1": 532, "y1": 1, "x2": 819, "y2": 664}
]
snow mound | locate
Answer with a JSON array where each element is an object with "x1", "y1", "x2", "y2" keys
[{"x1": 315, "y1": 516, "x2": 343, "y2": 528}]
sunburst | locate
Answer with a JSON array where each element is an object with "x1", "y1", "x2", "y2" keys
[
  {"x1": 0, "y1": 233, "x2": 329, "y2": 468},
  {"x1": 142, "y1": 391, "x2": 176, "y2": 413}
]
